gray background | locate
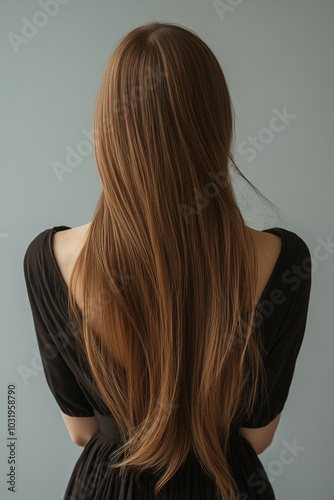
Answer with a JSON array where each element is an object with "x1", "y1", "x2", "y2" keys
[{"x1": 1, "y1": 0, "x2": 333, "y2": 498}]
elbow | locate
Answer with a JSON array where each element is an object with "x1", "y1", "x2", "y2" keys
[
  {"x1": 240, "y1": 434, "x2": 273, "y2": 455},
  {"x1": 61, "y1": 412, "x2": 100, "y2": 447},
  {"x1": 255, "y1": 437, "x2": 274, "y2": 455},
  {"x1": 71, "y1": 431, "x2": 97, "y2": 447},
  {"x1": 72, "y1": 436, "x2": 88, "y2": 447}
]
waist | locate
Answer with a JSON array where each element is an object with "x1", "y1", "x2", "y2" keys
[
  {"x1": 94, "y1": 410, "x2": 241, "y2": 444},
  {"x1": 94, "y1": 409, "x2": 125, "y2": 444}
]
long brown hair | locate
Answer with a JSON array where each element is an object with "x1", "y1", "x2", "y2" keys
[{"x1": 67, "y1": 22, "x2": 281, "y2": 499}]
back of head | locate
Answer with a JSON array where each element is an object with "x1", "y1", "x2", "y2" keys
[{"x1": 68, "y1": 21, "x2": 272, "y2": 499}]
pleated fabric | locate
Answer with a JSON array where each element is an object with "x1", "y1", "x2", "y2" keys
[{"x1": 64, "y1": 411, "x2": 276, "y2": 500}]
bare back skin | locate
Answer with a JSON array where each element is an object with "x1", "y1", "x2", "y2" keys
[{"x1": 52, "y1": 222, "x2": 282, "y2": 311}]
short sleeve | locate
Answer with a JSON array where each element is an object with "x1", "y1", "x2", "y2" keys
[
  {"x1": 23, "y1": 234, "x2": 95, "y2": 417},
  {"x1": 240, "y1": 235, "x2": 312, "y2": 428}
]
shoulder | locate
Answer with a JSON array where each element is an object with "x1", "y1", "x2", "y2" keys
[
  {"x1": 251, "y1": 226, "x2": 311, "y2": 268},
  {"x1": 249, "y1": 226, "x2": 312, "y2": 310},
  {"x1": 52, "y1": 223, "x2": 90, "y2": 257},
  {"x1": 266, "y1": 227, "x2": 312, "y2": 304},
  {"x1": 273, "y1": 227, "x2": 312, "y2": 280},
  {"x1": 248, "y1": 226, "x2": 282, "y2": 264},
  {"x1": 23, "y1": 227, "x2": 53, "y2": 279},
  {"x1": 51, "y1": 223, "x2": 91, "y2": 282},
  {"x1": 23, "y1": 225, "x2": 73, "y2": 285}
]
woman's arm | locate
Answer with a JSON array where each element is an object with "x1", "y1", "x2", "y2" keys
[
  {"x1": 239, "y1": 413, "x2": 281, "y2": 455},
  {"x1": 60, "y1": 411, "x2": 99, "y2": 447}
]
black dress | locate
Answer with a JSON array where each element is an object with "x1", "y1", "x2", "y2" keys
[{"x1": 23, "y1": 226, "x2": 312, "y2": 499}]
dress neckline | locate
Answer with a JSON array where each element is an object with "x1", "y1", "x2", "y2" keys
[
  {"x1": 48, "y1": 225, "x2": 72, "y2": 296},
  {"x1": 257, "y1": 227, "x2": 285, "y2": 305},
  {"x1": 47, "y1": 225, "x2": 286, "y2": 306}
]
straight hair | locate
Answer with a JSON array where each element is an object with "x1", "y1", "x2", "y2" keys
[{"x1": 67, "y1": 22, "x2": 281, "y2": 499}]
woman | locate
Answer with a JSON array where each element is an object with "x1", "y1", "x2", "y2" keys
[{"x1": 23, "y1": 22, "x2": 312, "y2": 499}]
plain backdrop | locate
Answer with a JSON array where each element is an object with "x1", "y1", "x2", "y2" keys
[{"x1": 1, "y1": 1, "x2": 333, "y2": 499}]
